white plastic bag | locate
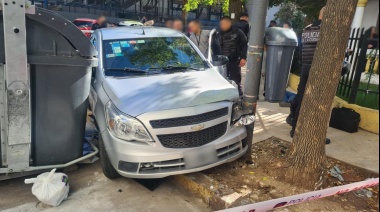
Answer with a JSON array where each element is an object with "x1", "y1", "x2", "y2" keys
[{"x1": 25, "y1": 169, "x2": 69, "y2": 206}]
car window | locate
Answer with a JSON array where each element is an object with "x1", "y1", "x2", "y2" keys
[
  {"x1": 90, "y1": 36, "x2": 97, "y2": 49},
  {"x1": 102, "y1": 37, "x2": 208, "y2": 77}
]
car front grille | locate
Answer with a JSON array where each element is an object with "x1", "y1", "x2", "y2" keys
[
  {"x1": 150, "y1": 107, "x2": 229, "y2": 129},
  {"x1": 157, "y1": 122, "x2": 228, "y2": 148}
]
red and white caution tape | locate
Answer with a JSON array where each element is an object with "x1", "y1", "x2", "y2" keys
[{"x1": 217, "y1": 178, "x2": 379, "y2": 212}]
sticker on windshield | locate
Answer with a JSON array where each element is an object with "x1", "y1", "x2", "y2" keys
[
  {"x1": 106, "y1": 54, "x2": 115, "y2": 58},
  {"x1": 111, "y1": 43, "x2": 120, "y2": 49},
  {"x1": 113, "y1": 47, "x2": 122, "y2": 54},
  {"x1": 115, "y1": 53, "x2": 123, "y2": 57},
  {"x1": 120, "y1": 41, "x2": 130, "y2": 47},
  {"x1": 129, "y1": 40, "x2": 137, "y2": 44},
  {"x1": 137, "y1": 40, "x2": 145, "y2": 44}
]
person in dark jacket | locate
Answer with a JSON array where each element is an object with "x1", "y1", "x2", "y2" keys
[
  {"x1": 234, "y1": 12, "x2": 250, "y2": 40},
  {"x1": 268, "y1": 20, "x2": 277, "y2": 28},
  {"x1": 219, "y1": 16, "x2": 248, "y2": 96},
  {"x1": 286, "y1": 7, "x2": 331, "y2": 144},
  {"x1": 368, "y1": 26, "x2": 379, "y2": 49},
  {"x1": 91, "y1": 15, "x2": 107, "y2": 30}
]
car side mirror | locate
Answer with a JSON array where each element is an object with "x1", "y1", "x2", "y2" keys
[{"x1": 212, "y1": 55, "x2": 229, "y2": 66}]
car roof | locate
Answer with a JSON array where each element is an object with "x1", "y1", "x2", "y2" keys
[
  {"x1": 74, "y1": 18, "x2": 96, "y2": 22},
  {"x1": 99, "y1": 26, "x2": 184, "y2": 40}
]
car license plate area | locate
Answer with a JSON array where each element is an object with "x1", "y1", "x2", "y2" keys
[{"x1": 184, "y1": 145, "x2": 218, "y2": 169}]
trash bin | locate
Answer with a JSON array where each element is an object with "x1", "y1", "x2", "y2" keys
[
  {"x1": 265, "y1": 27, "x2": 298, "y2": 102},
  {"x1": 0, "y1": 8, "x2": 97, "y2": 166}
]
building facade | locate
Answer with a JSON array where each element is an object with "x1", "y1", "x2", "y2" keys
[{"x1": 352, "y1": 0, "x2": 379, "y2": 30}]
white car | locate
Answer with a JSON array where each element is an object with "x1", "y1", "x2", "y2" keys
[{"x1": 89, "y1": 26, "x2": 253, "y2": 179}]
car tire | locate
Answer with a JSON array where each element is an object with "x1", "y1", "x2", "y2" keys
[{"x1": 99, "y1": 135, "x2": 120, "y2": 179}]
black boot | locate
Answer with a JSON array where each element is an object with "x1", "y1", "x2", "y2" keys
[
  {"x1": 286, "y1": 114, "x2": 295, "y2": 126},
  {"x1": 325, "y1": 138, "x2": 331, "y2": 145}
]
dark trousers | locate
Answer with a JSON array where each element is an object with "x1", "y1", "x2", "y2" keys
[
  {"x1": 227, "y1": 59, "x2": 243, "y2": 96},
  {"x1": 290, "y1": 64, "x2": 311, "y2": 131}
]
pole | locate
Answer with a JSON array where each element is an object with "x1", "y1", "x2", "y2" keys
[
  {"x1": 242, "y1": 0, "x2": 269, "y2": 162},
  {"x1": 2, "y1": 0, "x2": 31, "y2": 172}
]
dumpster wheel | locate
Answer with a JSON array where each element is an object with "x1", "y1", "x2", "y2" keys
[{"x1": 99, "y1": 135, "x2": 121, "y2": 179}]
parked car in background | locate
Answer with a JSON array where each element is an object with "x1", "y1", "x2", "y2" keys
[
  {"x1": 89, "y1": 27, "x2": 254, "y2": 179},
  {"x1": 73, "y1": 18, "x2": 96, "y2": 37}
]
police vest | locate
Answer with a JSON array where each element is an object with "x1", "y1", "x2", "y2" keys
[
  {"x1": 220, "y1": 28, "x2": 243, "y2": 59},
  {"x1": 301, "y1": 26, "x2": 321, "y2": 65}
]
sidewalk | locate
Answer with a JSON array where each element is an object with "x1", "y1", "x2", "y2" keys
[
  {"x1": 253, "y1": 101, "x2": 379, "y2": 174},
  {"x1": 241, "y1": 69, "x2": 379, "y2": 174}
]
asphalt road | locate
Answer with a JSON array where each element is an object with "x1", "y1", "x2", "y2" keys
[{"x1": 0, "y1": 161, "x2": 210, "y2": 212}]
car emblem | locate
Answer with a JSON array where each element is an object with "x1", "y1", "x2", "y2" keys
[{"x1": 191, "y1": 124, "x2": 205, "y2": 131}]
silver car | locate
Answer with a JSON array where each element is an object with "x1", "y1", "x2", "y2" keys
[{"x1": 89, "y1": 27, "x2": 252, "y2": 179}]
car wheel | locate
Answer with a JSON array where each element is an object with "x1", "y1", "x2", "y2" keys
[{"x1": 99, "y1": 135, "x2": 120, "y2": 179}]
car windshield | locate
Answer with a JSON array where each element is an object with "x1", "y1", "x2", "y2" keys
[
  {"x1": 73, "y1": 21, "x2": 93, "y2": 27},
  {"x1": 103, "y1": 37, "x2": 208, "y2": 77}
]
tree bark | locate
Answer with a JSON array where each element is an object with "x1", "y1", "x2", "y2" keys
[
  {"x1": 284, "y1": 0, "x2": 358, "y2": 189},
  {"x1": 229, "y1": 0, "x2": 244, "y2": 23},
  {"x1": 182, "y1": 0, "x2": 188, "y2": 23}
]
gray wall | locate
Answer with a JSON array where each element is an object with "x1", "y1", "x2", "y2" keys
[{"x1": 362, "y1": 0, "x2": 379, "y2": 30}]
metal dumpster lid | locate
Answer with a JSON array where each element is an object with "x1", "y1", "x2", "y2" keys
[
  {"x1": 26, "y1": 8, "x2": 97, "y2": 57},
  {"x1": 265, "y1": 27, "x2": 298, "y2": 46}
]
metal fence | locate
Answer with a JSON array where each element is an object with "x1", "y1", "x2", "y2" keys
[
  {"x1": 337, "y1": 28, "x2": 379, "y2": 110},
  {"x1": 35, "y1": 0, "x2": 223, "y2": 23}
]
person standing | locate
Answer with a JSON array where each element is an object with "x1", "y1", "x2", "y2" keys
[
  {"x1": 368, "y1": 26, "x2": 379, "y2": 49},
  {"x1": 268, "y1": 20, "x2": 277, "y2": 28},
  {"x1": 91, "y1": 15, "x2": 107, "y2": 30},
  {"x1": 234, "y1": 12, "x2": 250, "y2": 39},
  {"x1": 188, "y1": 19, "x2": 221, "y2": 58},
  {"x1": 218, "y1": 16, "x2": 248, "y2": 96},
  {"x1": 283, "y1": 21, "x2": 293, "y2": 29},
  {"x1": 286, "y1": 7, "x2": 331, "y2": 144},
  {"x1": 165, "y1": 18, "x2": 174, "y2": 28},
  {"x1": 172, "y1": 18, "x2": 184, "y2": 32},
  {"x1": 140, "y1": 16, "x2": 147, "y2": 24}
]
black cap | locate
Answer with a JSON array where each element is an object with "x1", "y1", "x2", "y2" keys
[{"x1": 240, "y1": 12, "x2": 249, "y2": 18}]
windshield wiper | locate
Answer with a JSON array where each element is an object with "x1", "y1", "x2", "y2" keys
[
  {"x1": 149, "y1": 66, "x2": 199, "y2": 72},
  {"x1": 105, "y1": 68, "x2": 163, "y2": 76},
  {"x1": 106, "y1": 67, "x2": 148, "y2": 73}
]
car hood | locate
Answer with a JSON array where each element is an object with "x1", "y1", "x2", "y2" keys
[{"x1": 103, "y1": 69, "x2": 239, "y2": 117}]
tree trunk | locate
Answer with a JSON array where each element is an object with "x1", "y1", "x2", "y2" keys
[
  {"x1": 182, "y1": 0, "x2": 188, "y2": 23},
  {"x1": 229, "y1": 0, "x2": 244, "y2": 23},
  {"x1": 284, "y1": 0, "x2": 358, "y2": 189}
]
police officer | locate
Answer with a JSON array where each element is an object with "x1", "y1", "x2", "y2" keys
[
  {"x1": 287, "y1": 7, "x2": 331, "y2": 144},
  {"x1": 234, "y1": 12, "x2": 250, "y2": 40},
  {"x1": 218, "y1": 16, "x2": 248, "y2": 96}
]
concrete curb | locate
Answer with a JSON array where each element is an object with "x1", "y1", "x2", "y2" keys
[{"x1": 172, "y1": 173, "x2": 226, "y2": 211}]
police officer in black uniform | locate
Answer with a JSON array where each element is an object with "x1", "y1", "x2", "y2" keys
[
  {"x1": 234, "y1": 12, "x2": 250, "y2": 40},
  {"x1": 287, "y1": 7, "x2": 331, "y2": 144},
  {"x1": 218, "y1": 16, "x2": 248, "y2": 96}
]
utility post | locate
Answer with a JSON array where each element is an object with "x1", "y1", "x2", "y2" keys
[{"x1": 242, "y1": 0, "x2": 269, "y2": 162}]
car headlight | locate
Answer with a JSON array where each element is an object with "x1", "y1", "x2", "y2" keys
[
  {"x1": 105, "y1": 101, "x2": 153, "y2": 143},
  {"x1": 231, "y1": 102, "x2": 256, "y2": 127}
]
